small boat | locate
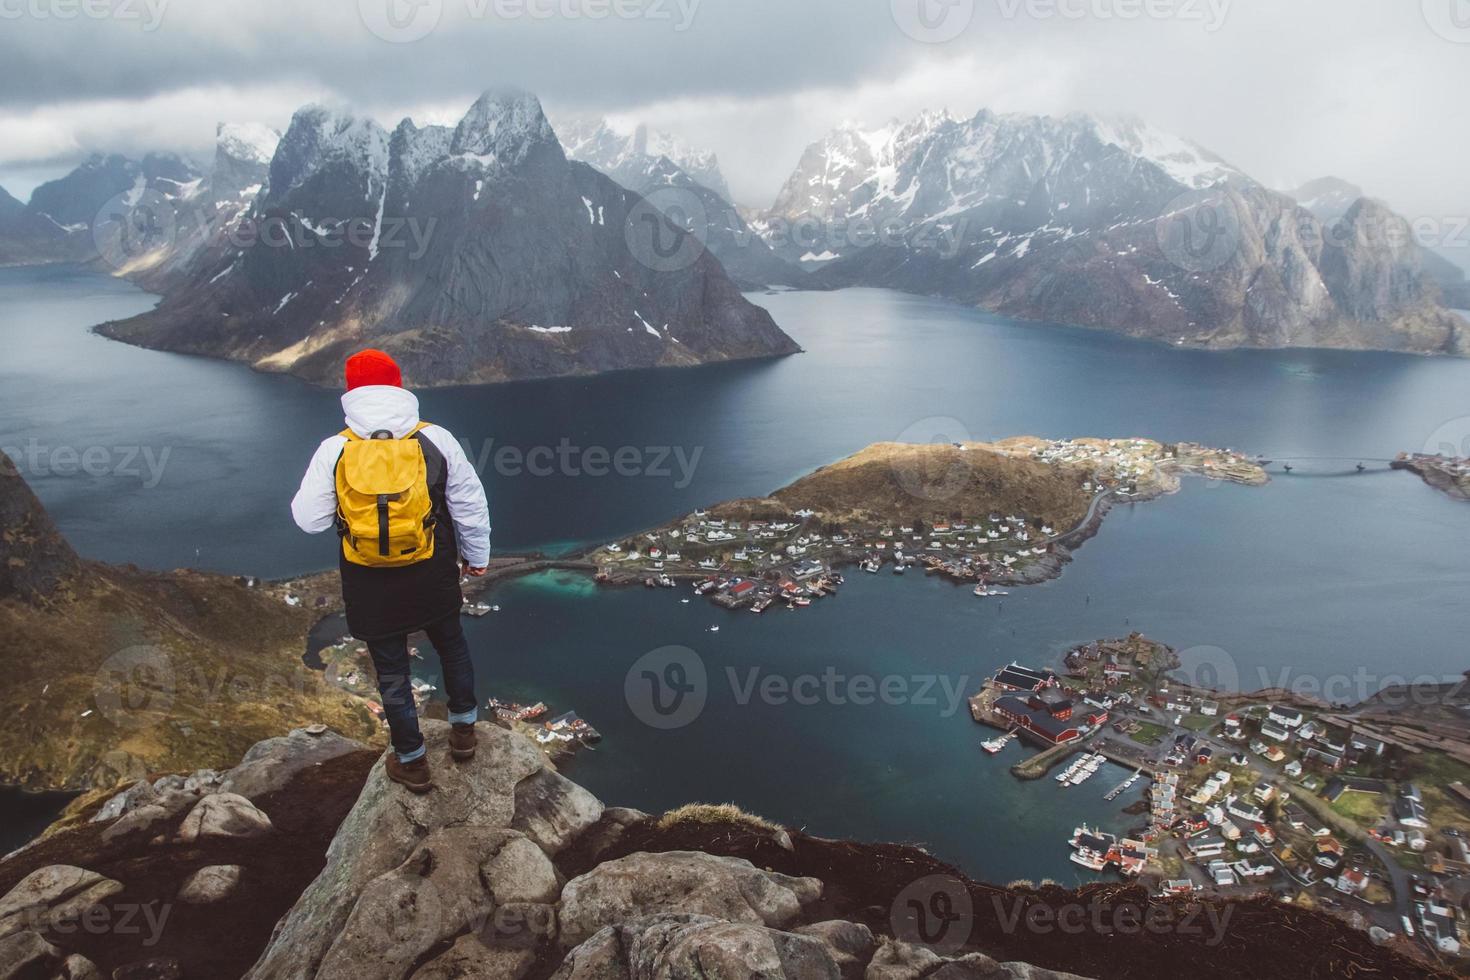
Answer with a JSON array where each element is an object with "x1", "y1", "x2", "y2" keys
[
  {"x1": 793, "y1": 597, "x2": 812, "y2": 608},
  {"x1": 708, "y1": 625, "x2": 721, "y2": 632},
  {"x1": 982, "y1": 729, "x2": 1017, "y2": 754},
  {"x1": 893, "y1": 562, "x2": 906, "y2": 574}
]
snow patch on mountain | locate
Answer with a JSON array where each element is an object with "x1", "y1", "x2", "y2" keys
[{"x1": 217, "y1": 122, "x2": 281, "y2": 166}]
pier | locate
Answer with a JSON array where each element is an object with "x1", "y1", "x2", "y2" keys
[{"x1": 1104, "y1": 767, "x2": 1144, "y2": 801}]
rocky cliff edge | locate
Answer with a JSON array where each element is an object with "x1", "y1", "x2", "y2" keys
[{"x1": 0, "y1": 723, "x2": 1448, "y2": 980}]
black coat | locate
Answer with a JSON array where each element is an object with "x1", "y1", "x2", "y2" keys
[{"x1": 339, "y1": 434, "x2": 462, "y2": 640}]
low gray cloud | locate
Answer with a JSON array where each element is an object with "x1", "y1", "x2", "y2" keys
[{"x1": 0, "y1": 0, "x2": 1466, "y2": 225}]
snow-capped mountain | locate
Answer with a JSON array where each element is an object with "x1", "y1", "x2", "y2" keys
[
  {"x1": 763, "y1": 107, "x2": 1463, "y2": 355},
  {"x1": 558, "y1": 117, "x2": 800, "y2": 289},
  {"x1": 1284, "y1": 176, "x2": 1365, "y2": 226},
  {"x1": 766, "y1": 110, "x2": 1241, "y2": 266},
  {"x1": 0, "y1": 128, "x2": 282, "y2": 277},
  {"x1": 1286, "y1": 176, "x2": 1470, "y2": 310},
  {"x1": 0, "y1": 184, "x2": 76, "y2": 266},
  {"x1": 559, "y1": 118, "x2": 732, "y2": 202},
  {"x1": 212, "y1": 122, "x2": 280, "y2": 205},
  {"x1": 98, "y1": 90, "x2": 799, "y2": 387}
]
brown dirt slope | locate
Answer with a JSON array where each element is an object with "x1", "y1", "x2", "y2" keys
[
  {"x1": 712, "y1": 441, "x2": 1094, "y2": 530},
  {"x1": 0, "y1": 564, "x2": 380, "y2": 791}
]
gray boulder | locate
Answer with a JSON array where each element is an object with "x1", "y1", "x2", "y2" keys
[
  {"x1": 220, "y1": 728, "x2": 368, "y2": 801},
  {"x1": 176, "y1": 793, "x2": 272, "y2": 843},
  {"x1": 0, "y1": 865, "x2": 123, "y2": 940},
  {"x1": 865, "y1": 941, "x2": 1092, "y2": 980},
  {"x1": 245, "y1": 722, "x2": 567, "y2": 980},
  {"x1": 55, "y1": 953, "x2": 103, "y2": 980},
  {"x1": 0, "y1": 929, "x2": 61, "y2": 980},
  {"x1": 90, "y1": 780, "x2": 160, "y2": 824},
  {"x1": 795, "y1": 920, "x2": 877, "y2": 980},
  {"x1": 554, "y1": 914, "x2": 842, "y2": 980},
  {"x1": 558, "y1": 851, "x2": 822, "y2": 947},
  {"x1": 511, "y1": 768, "x2": 605, "y2": 857},
  {"x1": 409, "y1": 934, "x2": 534, "y2": 980},
  {"x1": 177, "y1": 865, "x2": 242, "y2": 905},
  {"x1": 314, "y1": 826, "x2": 560, "y2": 980},
  {"x1": 100, "y1": 790, "x2": 198, "y2": 844}
]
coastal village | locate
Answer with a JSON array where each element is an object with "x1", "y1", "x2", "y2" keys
[
  {"x1": 588, "y1": 438, "x2": 1267, "y2": 612},
  {"x1": 970, "y1": 633, "x2": 1470, "y2": 968}
]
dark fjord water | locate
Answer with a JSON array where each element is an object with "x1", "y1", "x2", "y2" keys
[{"x1": 3, "y1": 264, "x2": 1468, "y2": 878}]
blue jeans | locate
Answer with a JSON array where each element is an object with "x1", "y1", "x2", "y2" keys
[{"x1": 366, "y1": 611, "x2": 478, "y2": 762}]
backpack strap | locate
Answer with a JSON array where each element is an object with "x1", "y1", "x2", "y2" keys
[{"x1": 413, "y1": 423, "x2": 448, "y2": 499}]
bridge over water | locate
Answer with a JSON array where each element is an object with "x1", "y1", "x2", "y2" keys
[{"x1": 1254, "y1": 455, "x2": 1398, "y2": 477}]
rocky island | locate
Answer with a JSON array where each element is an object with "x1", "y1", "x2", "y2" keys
[
  {"x1": 589, "y1": 438, "x2": 1267, "y2": 609},
  {"x1": 1394, "y1": 453, "x2": 1470, "y2": 502}
]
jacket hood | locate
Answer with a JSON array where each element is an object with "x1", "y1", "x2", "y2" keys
[{"x1": 341, "y1": 385, "x2": 421, "y2": 439}]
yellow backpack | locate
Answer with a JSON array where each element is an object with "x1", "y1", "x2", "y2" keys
[{"x1": 334, "y1": 423, "x2": 444, "y2": 568}]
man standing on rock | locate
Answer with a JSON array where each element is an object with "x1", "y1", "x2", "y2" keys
[{"x1": 291, "y1": 349, "x2": 491, "y2": 793}]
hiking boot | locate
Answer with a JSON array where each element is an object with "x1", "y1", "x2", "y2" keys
[
  {"x1": 450, "y1": 723, "x2": 478, "y2": 761},
  {"x1": 385, "y1": 753, "x2": 433, "y2": 793}
]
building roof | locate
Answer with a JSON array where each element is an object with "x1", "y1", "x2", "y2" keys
[
  {"x1": 994, "y1": 663, "x2": 1057, "y2": 691},
  {"x1": 993, "y1": 694, "x2": 1078, "y2": 742}
]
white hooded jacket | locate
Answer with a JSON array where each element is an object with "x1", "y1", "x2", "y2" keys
[{"x1": 290, "y1": 386, "x2": 491, "y2": 567}]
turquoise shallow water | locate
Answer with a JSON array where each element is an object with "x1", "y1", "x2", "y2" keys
[{"x1": 2, "y1": 266, "x2": 1468, "y2": 875}]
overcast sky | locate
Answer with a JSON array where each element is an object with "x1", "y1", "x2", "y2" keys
[{"x1": 2, "y1": 0, "x2": 1467, "y2": 222}]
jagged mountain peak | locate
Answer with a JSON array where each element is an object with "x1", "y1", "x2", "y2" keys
[
  {"x1": 1081, "y1": 113, "x2": 1244, "y2": 189},
  {"x1": 1286, "y1": 175, "x2": 1370, "y2": 224},
  {"x1": 556, "y1": 115, "x2": 729, "y2": 201},
  {"x1": 216, "y1": 122, "x2": 281, "y2": 166},
  {"x1": 451, "y1": 87, "x2": 562, "y2": 166},
  {"x1": 267, "y1": 105, "x2": 390, "y2": 203}
]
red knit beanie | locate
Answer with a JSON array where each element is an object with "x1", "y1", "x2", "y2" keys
[{"x1": 345, "y1": 349, "x2": 402, "y2": 391}]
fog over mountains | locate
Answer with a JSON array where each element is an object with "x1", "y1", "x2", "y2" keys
[
  {"x1": 760, "y1": 109, "x2": 1466, "y2": 354},
  {"x1": 0, "y1": 94, "x2": 1464, "y2": 378},
  {"x1": 87, "y1": 91, "x2": 798, "y2": 387}
]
